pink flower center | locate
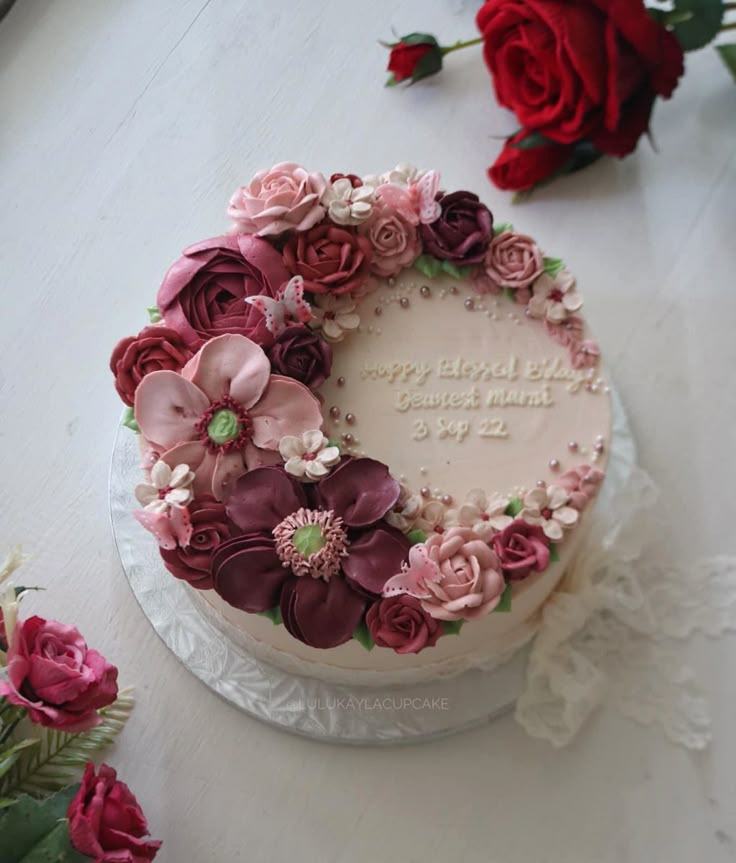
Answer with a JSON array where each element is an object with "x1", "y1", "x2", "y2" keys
[
  {"x1": 480, "y1": 512, "x2": 490, "y2": 521},
  {"x1": 195, "y1": 395, "x2": 253, "y2": 454},
  {"x1": 542, "y1": 508, "x2": 553, "y2": 519},
  {"x1": 273, "y1": 508, "x2": 348, "y2": 581},
  {"x1": 303, "y1": 452, "x2": 317, "y2": 462},
  {"x1": 548, "y1": 289, "x2": 564, "y2": 303}
]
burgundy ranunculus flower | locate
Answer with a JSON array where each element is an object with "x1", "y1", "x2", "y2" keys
[
  {"x1": 159, "y1": 496, "x2": 235, "y2": 590},
  {"x1": 0, "y1": 617, "x2": 118, "y2": 732},
  {"x1": 267, "y1": 325, "x2": 332, "y2": 389},
  {"x1": 420, "y1": 191, "x2": 493, "y2": 265},
  {"x1": 366, "y1": 595, "x2": 441, "y2": 654},
  {"x1": 68, "y1": 763, "x2": 161, "y2": 863},
  {"x1": 110, "y1": 325, "x2": 194, "y2": 407},
  {"x1": 492, "y1": 519, "x2": 550, "y2": 581},
  {"x1": 282, "y1": 224, "x2": 373, "y2": 296},
  {"x1": 212, "y1": 459, "x2": 410, "y2": 649},
  {"x1": 157, "y1": 234, "x2": 291, "y2": 349}
]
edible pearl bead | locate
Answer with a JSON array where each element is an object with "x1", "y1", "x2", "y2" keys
[
  {"x1": 441, "y1": 494, "x2": 453, "y2": 506},
  {"x1": 449, "y1": 285, "x2": 458, "y2": 295},
  {"x1": 568, "y1": 440, "x2": 578, "y2": 452},
  {"x1": 374, "y1": 306, "x2": 382, "y2": 316},
  {"x1": 345, "y1": 413, "x2": 355, "y2": 425},
  {"x1": 594, "y1": 441, "x2": 605, "y2": 453},
  {"x1": 464, "y1": 298, "x2": 474, "y2": 311},
  {"x1": 329, "y1": 406, "x2": 340, "y2": 419},
  {"x1": 549, "y1": 458, "x2": 560, "y2": 471},
  {"x1": 342, "y1": 433, "x2": 354, "y2": 444},
  {"x1": 420, "y1": 285, "x2": 431, "y2": 298},
  {"x1": 420, "y1": 486, "x2": 431, "y2": 498},
  {"x1": 536, "y1": 479, "x2": 546, "y2": 488},
  {"x1": 596, "y1": 434, "x2": 605, "y2": 444},
  {"x1": 399, "y1": 297, "x2": 409, "y2": 308},
  {"x1": 337, "y1": 377, "x2": 345, "y2": 386}
]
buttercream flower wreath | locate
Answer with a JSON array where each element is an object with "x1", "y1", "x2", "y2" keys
[{"x1": 110, "y1": 162, "x2": 605, "y2": 654}]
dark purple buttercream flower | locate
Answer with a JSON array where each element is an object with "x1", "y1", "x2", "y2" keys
[
  {"x1": 266, "y1": 325, "x2": 332, "y2": 389},
  {"x1": 420, "y1": 191, "x2": 493, "y2": 265}
]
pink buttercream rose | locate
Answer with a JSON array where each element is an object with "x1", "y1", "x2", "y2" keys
[
  {"x1": 483, "y1": 231, "x2": 544, "y2": 291},
  {"x1": 557, "y1": 464, "x2": 605, "y2": 510},
  {"x1": 227, "y1": 162, "x2": 327, "y2": 237},
  {"x1": 157, "y1": 234, "x2": 291, "y2": 349},
  {"x1": 134, "y1": 334, "x2": 323, "y2": 501},
  {"x1": 357, "y1": 200, "x2": 421, "y2": 278},
  {"x1": 283, "y1": 224, "x2": 373, "y2": 296},
  {"x1": 0, "y1": 616, "x2": 118, "y2": 732},
  {"x1": 366, "y1": 595, "x2": 441, "y2": 654}
]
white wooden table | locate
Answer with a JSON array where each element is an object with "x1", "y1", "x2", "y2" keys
[{"x1": 2, "y1": 2, "x2": 735, "y2": 860}]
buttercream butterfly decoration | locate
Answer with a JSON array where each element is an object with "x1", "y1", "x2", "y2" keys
[
  {"x1": 245, "y1": 275, "x2": 312, "y2": 337},
  {"x1": 376, "y1": 169, "x2": 441, "y2": 226},
  {"x1": 382, "y1": 543, "x2": 441, "y2": 598},
  {"x1": 134, "y1": 506, "x2": 192, "y2": 551}
]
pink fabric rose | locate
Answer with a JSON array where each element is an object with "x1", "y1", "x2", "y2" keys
[
  {"x1": 492, "y1": 519, "x2": 550, "y2": 581},
  {"x1": 482, "y1": 231, "x2": 543, "y2": 291},
  {"x1": 134, "y1": 334, "x2": 323, "y2": 501},
  {"x1": 110, "y1": 326, "x2": 194, "y2": 407},
  {"x1": 283, "y1": 224, "x2": 373, "y2": 296},
  {"x1": 357, "y1": 199, "x2": 420, "y2": 277},
  {"x1": 227, "y1": 162, "x2": 327, "y2": 237},
  {"x1": 366, "y1": 595, "x2": 441, "y2": 654},
  {"x1": 157, "y1": 234, "x2": 291, "y2": 349},
  {"x1": 557, "y1": 464, "x2": 605, "y2": 510},
  {"x1": 68, "y1": 763, "x2": 161, "y2": 863},
  {"x1": 0, "y1": 616, "x2": 118, "y2": 732}
]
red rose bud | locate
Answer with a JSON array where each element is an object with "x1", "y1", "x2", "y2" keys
[
  {"x1": 489, "y1": 132, "x2": 576, "y2": 193},
  {"x1": 384, "y1": 33, "x2": 443, "y2": 86}
]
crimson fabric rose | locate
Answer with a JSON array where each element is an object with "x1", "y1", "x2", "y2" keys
[
  {"x1": 366, "y1": 595, "x2": 441, "y2": 654},
  {"x1": 0, "y1": 616, "x2": 118, "y2": 732},
  {"x1": 110, "y1": 325, "x2": 193, "y2": 407},
  {"x1": 476, "y1": 0, "x2": 684, "y2": 156},
  {"x1": 157, "y1": 234, "x2": 291, "y2": 349},
  {"x1": 492, "y1": 519, "x2": 550, "y2": 581},
  {"x1": 159, "y1": 496, "x2": 234, "y2": 590},
  {"x1": 267, "y1": 324, "x2": 332, "y2": 389},
  {"x1": 386, "y1": 34, "x2": 443, "y2": 85},
  {"x1": 420, "y1": 191, "x2": 493, "y2": 265},
  {"x1": 489, "y1": 133, "x2": 576, "y2": 192},
  {"x1": 68, "y1": 763, "x2": 161, "y2": 863},
  {"x1": 282, "y1": 224, "x2": 373, "y2": 296}
]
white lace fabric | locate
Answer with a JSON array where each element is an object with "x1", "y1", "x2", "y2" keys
[{"x1": 514, "y1": 466, "x2": 736, "y2": 748}]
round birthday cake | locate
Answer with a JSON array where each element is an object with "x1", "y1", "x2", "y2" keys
[{"x1": 110, "y1": 162, "x2": 611, "y2": 686}]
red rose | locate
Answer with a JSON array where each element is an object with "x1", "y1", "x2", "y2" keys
[
  {"x1": 386, "y1": 34, "x2": 443, "y2": 85},
  {"x1": 110, "y1": 325, "x2": 193, "y2": 407},
  {"x1": 282, "y1": 224, "x2": 373, "y2": 296},
  {"x1": 489, "y1": 133, "x2": 576, "y2": 192},
  {"x1": 366, "y1": 595, "x2": 441, "y2": 654},
  {"x1": 0, "y1": 617, "x2": 118, "y2": 732},
  {"x1": 492, "y1": 519, "x2": 550, "y2": 581},
  {"x1": 160, "y1": 496, "x2": 235, "y2": 590},
  {"x1": 476, "y1": 0, "x2": 684, "y2": 155},
  {"x1": 68, "y1": 763, "x2": 161, "y2": 863}
]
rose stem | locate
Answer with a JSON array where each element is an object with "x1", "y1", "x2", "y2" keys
[{"x1": 441, "y1": 36, "x2": 484, "y2": 56}]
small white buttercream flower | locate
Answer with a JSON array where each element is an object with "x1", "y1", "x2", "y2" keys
[
  {"x1": 528, "y1": 270, "x2": 583, "y2": 323},
  {"x1": 308, "y1": 293, "x2": 360, "y2": 342},
  {"x1": 322, "y1": 178, "x2": 376, "y2": 226},
  {"x1": 280, "y1": 430, "x2": 340, "y2": 481},
  {"x1": 446, "y1": 489, "x2": 512, "y2": 542},
  {"x1": 385, "y1": 484, "x2": 424, "y2": 533},
  {"x1": 135, "y1": 460, "x2": 195, "y2": 514},
  {"x1": 519, "y1": 485, "x2": 579, "y2": 541}
]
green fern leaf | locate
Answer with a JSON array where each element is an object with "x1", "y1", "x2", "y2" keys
[{"x1": 0, "y1": 689, "x2": 134, "y2": 799}]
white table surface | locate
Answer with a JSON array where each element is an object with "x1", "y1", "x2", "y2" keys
[{"x1": 2, "y1": 1, "x2": 735, "y2": 860}]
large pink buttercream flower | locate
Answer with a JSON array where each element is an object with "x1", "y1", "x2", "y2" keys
[
  {"x1": 227, "y1": 162, "x2": 327, "y2": 237},
  {"x1": 134, "y1": 334, "x2": 323, "y2": 501}
]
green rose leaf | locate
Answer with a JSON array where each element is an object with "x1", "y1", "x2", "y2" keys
[
  {"x1": 353, "y1": 619, "x2": 375, "y2": 651},
  {"x1": 504, "y1": 497, "x2": 523, "y2": 517},
  {"x1": 493, "y1": 221, "x2": 513, "y2": 236},
  {"x1": 512, "y1": 130, "x2": 553, "y2": 151},
  {"x1": 441, "y1": 619, "x2": 464, "y2": 636},
  {"x1": 717, "y1": 44, "x2": 736, "y2": 82},
  {"x1": 669, "y1": 0, "x2": 724, "y2": 51},
  {"x1": 0, "y1": 785, "x2": 88, "y2": 862},
  {"x1": 257, "y1": 607, "x2": 283, "y2": 626},
  {"x1": 493, "y1": 584, "x2": 513, "y2": 613},
  {"x1": 411, "y1": 47, "x2": 444, "y2": 83},
  {"x1": 121, "y1": 406, "x2": 140, "y2": 434},
  {"x1": 413, "y1": 254, "x2": 444, "y2": 279},
  {"x1": 146, "y1": 305, "x2": 162, "y2": 324},
  {"x1": 0, "y1": 741, "x2": 38, "y2": 782},
  {"x1": 440, "y1": 260, "x2": 473, "y2": 280},
  {"x1": 407, "y1": 529, "x2": 427, "y2": 546},
  {"x1": 543, "y1": 256, "x2": 565, "y2": 277},
  {"x1": 549, "y1": 543, "x2": 560, "y2": 563}
]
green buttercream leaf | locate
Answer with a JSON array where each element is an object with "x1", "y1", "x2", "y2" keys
[
  {"x1": 0, "y1": 785, "x2": 86, "y2": 862},
  {"x1": 257, "y1": 607, "x2": 283, "y2": 626},
  {"x1": 543, "y1": 256, "x2": 565, "y2": 277},
  {"x1": 146, "y1": 305, "x2": 162, "y2": 324},
  {"x1": 440, "y1": 260, "x2": 473, "y2": 280},
  {"x1": 441, "y1": 619, "x2": 464, "y2": 636},
  {"x1": 407, "y1": 529, "x2": 427, "y2": 546},
  {"x1": 413, "y1": 254, "x2": 444, "y2": 278},
  {"x1": 504, "y1": 497, "x2": 523, "y2": 517},
  {"x1": 549, "y1": 543, "x2": 560, "y2": 563},
  {"x1": 122, "y1": 406, "x2": 140, "y2": 434},
  {"x1": 327, "y1": 439, "x2": 341, "y2": 451},
  {"x1": 668, "y1": 0, "x2": 724, "y2": 50},
  {"x1": 494, "y1": 584, "x2": 512, "y2": 613},
  {"x1": 717, "y1": 44, "x2": 736, "y2": 82},
  {"x1": 493, "y1": 221, "x2": 513, "y2": 236},
  {"x1": 353, "y1": 619, "x2": 375, "y2": 651},
  {"x1": 503, "y1": 287, "x2": 516, "y2": 303}
]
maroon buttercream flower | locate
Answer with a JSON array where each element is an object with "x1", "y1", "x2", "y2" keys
[
  {"x1": 266, "y1": 324, "x2": 333, "y2": 389},
  {"x1": 492, "y1": 519, "x2": 550, "y2": 581},
  {"x1": 159, "y1": 496, "x2": 235, "y2": 590},
  {"x1": 110, "y1": 326, "x2": 194, "y2": 408},
  {"x1": 420, "y1": 191, "x2": 493, "y2": 265},
  {"x1": 212, "y1": 459, "x2": 409, "y2": 649},
  {"x1": 366, "y1": 595, "x2": 441, "y2": 654},
  {"x1": 282, "y1": 224, "x2": 373, "y2": 296}
]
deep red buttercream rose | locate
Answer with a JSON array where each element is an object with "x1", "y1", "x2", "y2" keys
[
  {"x1": 492, "y1": 519, "x2": 550, "y2": 581},
  {"x1": 282, "y1": 224, "x2": 373, "y2": 296},
  {"x1": 110, "y1": 325, "x2": 193, "y2": 407},
  {"x1": 420, "y1": 191, "x2": 493, "y2": 265},
  {"x1": 159, "y1": 496, "x2": 235, "y2": 590},
  {"x1": 68, "y1": 763, "x2": 161, "y2": 863},
  {"x1": 0, "y1": 617, "x2": 118, "y2": 732},
  {"x1": 366, "y1": 595, "x2": 441, "y2": 654},
  {"x1": 267, "y1": 325, "x2": 333, "y2": 389},
  {"x1": 489, "y1": 133, "x2": 576, "y2": 192},
  {"x1": 476, "y1": 0, "x2": 684, "y2": 156},
  {"x1": 157, "y1": 234, "x2": 291, "y2": 349}
]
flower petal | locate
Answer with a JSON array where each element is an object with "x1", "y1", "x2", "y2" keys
[
  {"x1": 343, "y1": 525, "x2": 411, "y2": 596},
  {"x1": 316, "y1": 458, "x2": 400, "y2": 527},
  {"x1": 184, "y1": 333, "x2": 271, "y2": 408},
  {"x1": 466, "y1": 488, "x2": 488, "y2": 511},
  {"x1": 305, "y1": 460, "x2": 329, "y2": 479},
  {"x1": 151, "y1": 460, "x2": 172, "y2": 490},
  {"x1": 212, "y1": 450, "x2": 248, "y2": 501},
  {"x1": 280, "y1": 576, "x2": 366, "y2": 649},
  {"x1": 285, "y1": 456, "x2": 307, "y2": 477},
  {"x1": 279, "y1": 435, "x2": 306, "y2": 460},
  {"x1": 135, "y1": 484, "x2": 158, "y2": 507},
  {"x1": 315, "y1": 446, "x2": 340, "y2": 465},
  {"x1": 135, "y1": 371, "x2": 208, "y2": 450},
  {"x1": 165, "y1": 487, "x2": 192, "y2": 506},
  {"x1": 160, "y1": 441, "x2": 214, "y2": 499},
  {"x1": 169, "y1": 464, "x2": 193, "y2": 488},
  {"x1": 212, "y1": 535, "x2": 287, "y2": 613},
  {"x1": 542, "y1": 519, "x2": 563, "y2": 541},
  {"x1": 554, "y1": 506, "x2": 579, "y2": 527},
  {"x1": 226, "y1": 466, "x2": 307, "y2": 532},
  {"x1": 547, "y1": 485, "x2": 570, "y2": 510},
  {"x1": 302, "y1": 429, "x2": 325, "y2": 453},
  {"x1": 250, "y1": 375, "x2": 323, "y2": 450}
]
